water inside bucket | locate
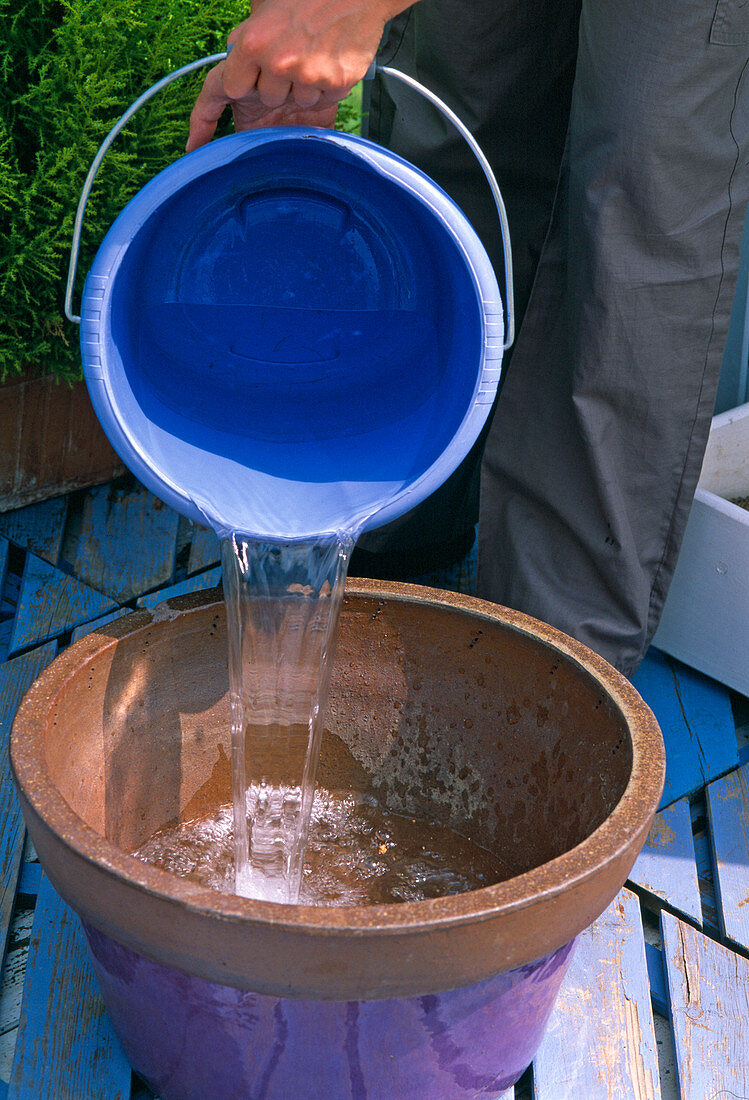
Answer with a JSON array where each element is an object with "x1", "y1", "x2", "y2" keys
[
  {"x1": 86, "y1": 131, "x2": 498, "y2": 540},
  {"x1": 141, "y1": 302, "x2": 439, "y2": 443}
]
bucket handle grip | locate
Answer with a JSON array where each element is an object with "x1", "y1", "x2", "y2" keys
[
  {"x1": 66, "y1": 55, "x2": 514, "y2": 350},
  {"x1": 65, "y1": 52, "x2": 226, "y2": 324}
]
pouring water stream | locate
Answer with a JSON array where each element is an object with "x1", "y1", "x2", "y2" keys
[{"x1": 221, "y1": 531, "x2": 355, "y2": 902}]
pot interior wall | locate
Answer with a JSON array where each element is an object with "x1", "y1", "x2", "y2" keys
[{"x1": 45, "y1": 593, "x2": 632, "y2": 879}]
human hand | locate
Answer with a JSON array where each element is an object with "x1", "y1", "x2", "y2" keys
[{"x1": 186, "y1": 0, "x2": 411, "y2": 152}]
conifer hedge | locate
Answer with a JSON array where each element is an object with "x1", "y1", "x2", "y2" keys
[{"x1": 1, "y1": 0, "x2": 361, "y2": 383}]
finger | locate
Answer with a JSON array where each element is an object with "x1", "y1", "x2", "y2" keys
[
  {"x1": 255, "y1": 70, "x2": 293, "y2": 109},
  {"x1": 186, "y1": 64, "x2": 232, "y2": 152},
  {"x1": 221, "y1": 42, "x2": 261, "y2": 101},
  {"x1": 291, "y1": 83, "x2": 322, "y2": 109},
  {"x1": 319, "y1": 83, "x2": 356, "y2": 105}
]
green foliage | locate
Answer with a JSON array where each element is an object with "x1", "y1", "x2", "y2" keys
[
  {"x1": 0, "y1": 0, "x2": 362, "y2": 383},
  {"x1": 0, "y1": 0, "x2": 245, "y2": 382},
  {"x1": 336, "y1": 81, "x2": 364, "y2": 136}
]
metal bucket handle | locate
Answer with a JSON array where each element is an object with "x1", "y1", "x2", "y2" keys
[{"x1": 65, "y1": 54, "x2": 515, "y2": 351}]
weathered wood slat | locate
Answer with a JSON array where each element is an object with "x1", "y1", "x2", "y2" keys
[
  {"x1": 0, "y1": 499, "x2": 67, "y2": 566},
  {"x1": 0, "y1": 540, "x2": 8, "y2": 595},
  {"x1": 532, "y1": 886, "x2": 661, "y2": 1099},
  {"x1": 0, "y1": 371, "x2": 124, "y2": 513},
  {"x1": 653, "y1": 489, "x2": 749, "y2": 698},
  {"x1": 136, "y1": 566, "x2": 222, "y2": 609},
  {"x1": 14, "y1": 865, "x2": 40, "y2": 902},
  {"x1": 0, "y1": 540, "x2": 17, "y2": 665},
  {"x1": 661, "y1": 909, "x2": 749, "y2": 1100},
  {"x1": 68, "y1": 482, "x2": 179, "y2": 602},
  {"x1": 706, "y1": 761, "x2": 749, "y2": 952},
  {"x1": 628, "y1": 798, "x2": 702, "y2": 925},
  {"x1": 8, "y1": 876, "x2": 131, "y2": 1100},
  {"x1": 8, "y1": 554, "x2": 116, "y2": 655},
  {"x1": 644, "y1": 943, "x2": 669, "y2": 1017},
  {"x1": 652, "y1": 393, "x2": 749, "y2": 698},
  {"x1": 0, "y1": 908, "x2": 35, "y2": 1087},
  {"x1": 70, "y1": 609, "x2": 130, "y2": 644},
  {"x1": 0, "y1": 644, "x2": 57, "y2": 971},
  {"x1": 631, "y1": 648, "x2": 738, "y2": 807},
  {"x1": 187, "y1": 524, "x2": 221, "y2": 575},
  {"x1": 691, "y1": 806, "x2": 720, "y2": 936}
]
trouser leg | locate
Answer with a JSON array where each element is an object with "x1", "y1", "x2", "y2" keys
[
  {"x1": 352, "y1": 0, "x2": 580, "y2": 573},
  {"x1": 478, "y1": 0, "x2": 749, "y2": 674}
]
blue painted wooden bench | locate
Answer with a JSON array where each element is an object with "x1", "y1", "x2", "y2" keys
[{"x1": 1, "y1": 481, "x2": 748, "y2": 1099}]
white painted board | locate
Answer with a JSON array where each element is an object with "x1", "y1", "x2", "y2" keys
[{"x1": 654, "y1": 402, "x2": 749, "y2": 694}]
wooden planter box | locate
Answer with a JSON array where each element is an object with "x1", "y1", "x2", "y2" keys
[
  {"x1": 0, "y1": 369, "x2": 125, "y2": 512},
  {"x1": 653, "y1": 401, "x2": 749, "y2": 695}
]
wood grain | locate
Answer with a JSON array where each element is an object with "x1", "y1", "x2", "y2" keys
[
  {"x1": 661, "y1": 909, "x2": 749, "y2": 1100},
  {"x1": 0, "y1": 540, "x2": 7, "y2": 598},
  {"x1": 0, "y1": 372, "x2": 124, "y2": 512},
  {"x1": 653, "y1": 485, "x2": 749, "y2": 697},
  {"x1": 187, "y1": 524, "x2": 221, "y2": 575},
  {"x1": 70, "y1": 609, "x2": 130, "y2": 643},
  {"x1": 136, "y1": 566, "x2": 222, "y2": 609},
  {"x1": 0, "y1": 909, "x2": 35, "y2": 1084},
  {"x1": 68, "y1": 482, "x2": 179, "y2": 602},
  {"x1": 706, "y1": 761, "x2": 749, "y2": 952},
  {"x1": 632, "y1": 648, "x2": 738, "y2": 807},
  {"x1": 0, "y1": 644, "x2": 57, "y2": 970},
  {"x1": 8, "y1": 554, "x2": 116, "y2": 654},
  {"x1": 7, "y1": 876, "x2": 131, "y2": 1100},
  {"x1": 532, "y1": 887, "x2": 661, "y2": 1099},
  {"x1": 0, "y1": 499, "x2": 68, "y2": 566},
  {"x1": 629, "y1": 798, "x2": 702, "y2": 925}
]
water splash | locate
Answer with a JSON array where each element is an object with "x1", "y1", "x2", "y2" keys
[{"x1": 133, "y1": 790, "x2": 513, "y2": 905}]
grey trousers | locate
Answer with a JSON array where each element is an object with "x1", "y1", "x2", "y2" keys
[{"x1": 366, "y1": 0, "x2": 749, "y2": 676}]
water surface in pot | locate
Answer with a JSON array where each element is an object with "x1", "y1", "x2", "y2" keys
[{"x1": 132, "y1": 786, "x2": 515, "y2": 904}]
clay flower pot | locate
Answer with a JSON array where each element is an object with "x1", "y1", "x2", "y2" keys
[
  {"x1": 0, "y1": 369, "x2": 124, "y2": 511},
  {"x1": 11, "y1": 580, "x2": 664, "y2": 1099}
]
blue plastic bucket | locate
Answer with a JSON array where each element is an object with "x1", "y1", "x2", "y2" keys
[{"x1": 72, "y1": 67, "x2": 511, "y2": 539}]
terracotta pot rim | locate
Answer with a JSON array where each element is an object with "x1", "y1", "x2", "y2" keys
[{"x1": 11, "y1": 580, "x2": 664, "y2": 937}]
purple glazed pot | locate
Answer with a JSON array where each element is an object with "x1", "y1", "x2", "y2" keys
[
  {"x1": 83, "y1": 920, "x2": 575, "y2": 1099},
  {"x1": 11, "y1": 581, "x2": 664, "y2": 1098}
]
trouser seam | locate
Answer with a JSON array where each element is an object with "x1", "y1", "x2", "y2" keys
[{"x1": 645, "y1": 54, "x2": 749, "y2": 648}]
